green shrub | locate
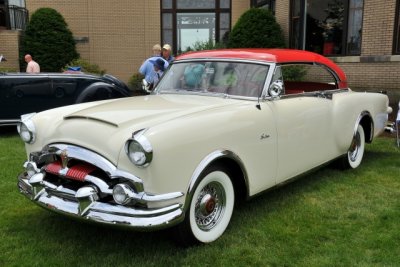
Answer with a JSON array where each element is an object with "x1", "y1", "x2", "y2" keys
[
  {"x1": 228, "y1": 8, "x2": 285, "y2": 48},
  {"x1": 20, "y1": 8, "x2": 79, "y2": 72},
  {"x1": 63, "y1": 58, "x2": 106, "y2": 75},
  {"x1": 182, "y1": 39, "x2": 225, "y2": 53},
  {"x1": 282, "y1": 65, "x2": 308, "y2": 81},
  {"x1": 128, "y1": 72, "x2": 145, "y2": 92},
  {"x1": 0, "y1": 67, "x2": 18, "y2": 72}
]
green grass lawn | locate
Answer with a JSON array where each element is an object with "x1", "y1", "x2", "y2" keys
[{"x1": 1, "y1": 130, "x2": 399, "y2": 267}]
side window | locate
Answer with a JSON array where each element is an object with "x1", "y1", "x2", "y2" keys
[{"x1": 281, "y1": 64, "x2": 338, "y2": 95}]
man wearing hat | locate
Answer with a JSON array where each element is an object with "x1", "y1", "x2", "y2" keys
[
  {"x1": 152, "y1": 58, "x2": 166, "y2": 85},
  {"x1": 139, "y1": 56, "x2": 168, "y2": 85},
  {"x1": 161, "y1": 44, "x2": 174, "y2": 63}
]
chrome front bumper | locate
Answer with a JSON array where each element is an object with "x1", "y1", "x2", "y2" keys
[{"x1": 17, "y1": 144, "x2": 185, "y2": 230}]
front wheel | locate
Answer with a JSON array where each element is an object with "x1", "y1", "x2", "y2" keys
[
  {"x1": 342, "y1": 124, "x2": 365, "y2": 169},
  {"x1": 175, "y1": 165, "x2": 235, "y2": 246}
]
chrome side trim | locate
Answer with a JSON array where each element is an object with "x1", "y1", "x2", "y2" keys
[
  {"x1": 0, "y1": 119, "x2": 21, "y2": 126},
  {"x1": 185, "y1": 150, "x2": 249, "y2": 211},
  {"x1": 141, "y1": 192, "x2": 184, "y2": 202}
]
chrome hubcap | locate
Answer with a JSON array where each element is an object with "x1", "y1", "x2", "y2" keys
[
  {"x1": 349, "y1": 132, "x2": 360, "y2": 161},
  {"x1": 199, "y1": 194, "x2": 216, "y2": 216},
  {"x1": 195, "y1": 182, "x2": 225, "y2": 231}
]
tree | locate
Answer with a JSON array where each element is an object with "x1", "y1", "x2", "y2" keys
[
  {"x1": 20, "y1": 8, "x2": 79, "y2": 72},
  {"x1": 227, "y1": 8, "x2": 285, "y2": 48}
]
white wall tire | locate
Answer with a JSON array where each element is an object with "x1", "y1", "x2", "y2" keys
[
  {"x1": 346, "y1": 125, "x2": 365, "y2": 169},
  {"x1": 175, "y1": 166, "x2": 235, "y2": 245}
]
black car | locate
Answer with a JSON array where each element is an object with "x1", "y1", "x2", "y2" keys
[{"x1": 0, "y1": 72, "x2": 131, "y2": 126}]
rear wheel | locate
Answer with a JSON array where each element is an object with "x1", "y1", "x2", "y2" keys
[
  {"x1": 175, "y1": 165, "x2": 235, "y2": 246},
  {"x1": 342, "y1": 124, "x2": 365, "y2": 169}
]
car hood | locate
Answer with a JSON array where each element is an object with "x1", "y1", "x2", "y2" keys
[
  {"x1": 34, "y1": 94, "x2": 241, "y2": 165},
  {"x1": 63, "y1": 94, "x2": 236, "y2": 128}
]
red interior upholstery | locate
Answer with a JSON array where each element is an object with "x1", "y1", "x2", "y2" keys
[{"x1": 285, "y1": 81, "x2": 337, "y2": 94}]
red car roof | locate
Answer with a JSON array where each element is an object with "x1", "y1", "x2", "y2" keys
[{"x1": 176, "y1": 49, "x2": 347, "y2": 85}]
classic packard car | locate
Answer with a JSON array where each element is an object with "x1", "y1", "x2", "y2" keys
[
  {"x1": 0, "y1": 72, "x2": 130, "y2": 126},
  {"x1": 17, "y1": 49, "x2": 391, "y2": 245}
]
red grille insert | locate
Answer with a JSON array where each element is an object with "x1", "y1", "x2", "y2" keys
[
  {"x1": 45, "y1": 161, "x2": 96, "y2": 182},
  {"x1": 46, "y1": 161, "x2": 62, "y2": 175},
  {"x1": 66, "y1": 164, "x2": 96, "y2": 181}
]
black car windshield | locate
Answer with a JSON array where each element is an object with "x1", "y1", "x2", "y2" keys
[{"x1": 155, "y1": 61, "x2": 269, "y2": 98}]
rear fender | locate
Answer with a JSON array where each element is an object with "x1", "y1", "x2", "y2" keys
[{"x1": 75, "y1": 82, "x2": 116, "y2": 103}]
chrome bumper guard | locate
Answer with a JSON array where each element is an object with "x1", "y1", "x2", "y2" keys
[{"x1": 17, "y1": 144, "x2": 185, "y2": 230}]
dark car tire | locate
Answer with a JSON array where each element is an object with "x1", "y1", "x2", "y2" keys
[
  {"x1": 174, "y1": 165, "x2": 235, "y2": 246},
  {"x1": 339, "y1": 124, "x2": 365, "y2": 169}
]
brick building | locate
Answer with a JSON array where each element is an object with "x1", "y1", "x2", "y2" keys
[
  {"x1": 1, "y1": 0, "x2": 399, "y2": 102},
  {"x1": 0, "y1": 0, "x2": 27, "y2": 71},
  {"x1": 19, "y1": 0, "x2": 251, "y2": 83}
]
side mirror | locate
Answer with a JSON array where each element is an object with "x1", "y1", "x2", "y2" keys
[{"x1": 268, "y1": 80, "x2": 283, "y2": 98}]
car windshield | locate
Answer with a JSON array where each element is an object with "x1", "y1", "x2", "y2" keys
[{"x1": 155, "y1": 61, "x2": 269, "y2": 98}]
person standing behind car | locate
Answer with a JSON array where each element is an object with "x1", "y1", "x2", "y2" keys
[
  {"x1": 139, "y1": 44, "x2": 167, "y2": 84},
  {"x1": 152, "y1": 44, "x2": 162, "y2": 56},
  {"x1": 161, "y1": 44, "x2": 174, "y2": 63},
  {"x1": 152, "y1": 58, "x2": 166, "y2": 85},
  {"x1": 25, "y1": 54, "x2": 40, "y2": 73},
  {"x1": 139, "y1": 56, "x2": 168, "y2": 85}
]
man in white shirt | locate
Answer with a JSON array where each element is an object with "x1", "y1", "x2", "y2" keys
[{"x1": 25, "y1": 54, "x2": 40, "y2": 73}]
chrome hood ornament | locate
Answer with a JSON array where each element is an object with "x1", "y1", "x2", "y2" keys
[{"x1": 60, "y1": 149, "x2": 69, "y2": 169}]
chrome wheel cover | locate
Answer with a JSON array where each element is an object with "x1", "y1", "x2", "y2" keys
[
  {"x1": 349, "y1": 131, "x2": 361, "y2": 162},
  {"x1": 194, "y1": 181, "x2": 226, "y2": 231}
]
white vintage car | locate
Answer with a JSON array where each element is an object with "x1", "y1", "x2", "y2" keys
[{"x1": 17, "y1": 49, "x2": 391, "y2": 245}]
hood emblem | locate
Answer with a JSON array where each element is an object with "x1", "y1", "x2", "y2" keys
[{"x1": 60, "y1": 150, "x2": 69, "y2": 169}]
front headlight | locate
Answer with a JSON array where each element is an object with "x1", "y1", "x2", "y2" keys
[
  {"x1": 17, "y1": 113, "x2": 37, "y2": 144},
  {"x1": 125, "y1": 129, "x2": 153, "y2": 167}
]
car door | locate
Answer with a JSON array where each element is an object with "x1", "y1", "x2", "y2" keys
[
  {"x1": 50, "y1": 76, "x2": 78, "y2": 107},
  {"x1": 1, "y1": 74, "x2": 52, "y2": 121},
  {"x1": 268, "y1": 96, "x2": 336, "y2": 183},
  {"x1": 266, "y1": 64, "x2": 339, "y2": 184}
]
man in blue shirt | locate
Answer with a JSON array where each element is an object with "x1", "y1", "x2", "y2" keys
[
  {"x1": 139, "y1": 56, "x2": 168, "y2": 85},
  {"x1": 152, "y1": 58, "x2": 166, "y2": 85}
]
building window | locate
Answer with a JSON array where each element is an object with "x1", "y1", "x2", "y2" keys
[
  {"x1": 395, "y1": 0, "x2": 400, "y2": 54},
  {"x1": 251, "y1": 0, "x2": 275, "y2": 13},
  {"x1": 290, "y1": 0, "x2": 363, "y2": 56},
  {"x1": 0, "y1": 0, "x2": 7, "y2": 28},
  {"x1": 0, "y1": 0, "x2": 28, "y2": 30},
  {"x1": 161, "y1": 0, "x2": 231, "y2": 54}
]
